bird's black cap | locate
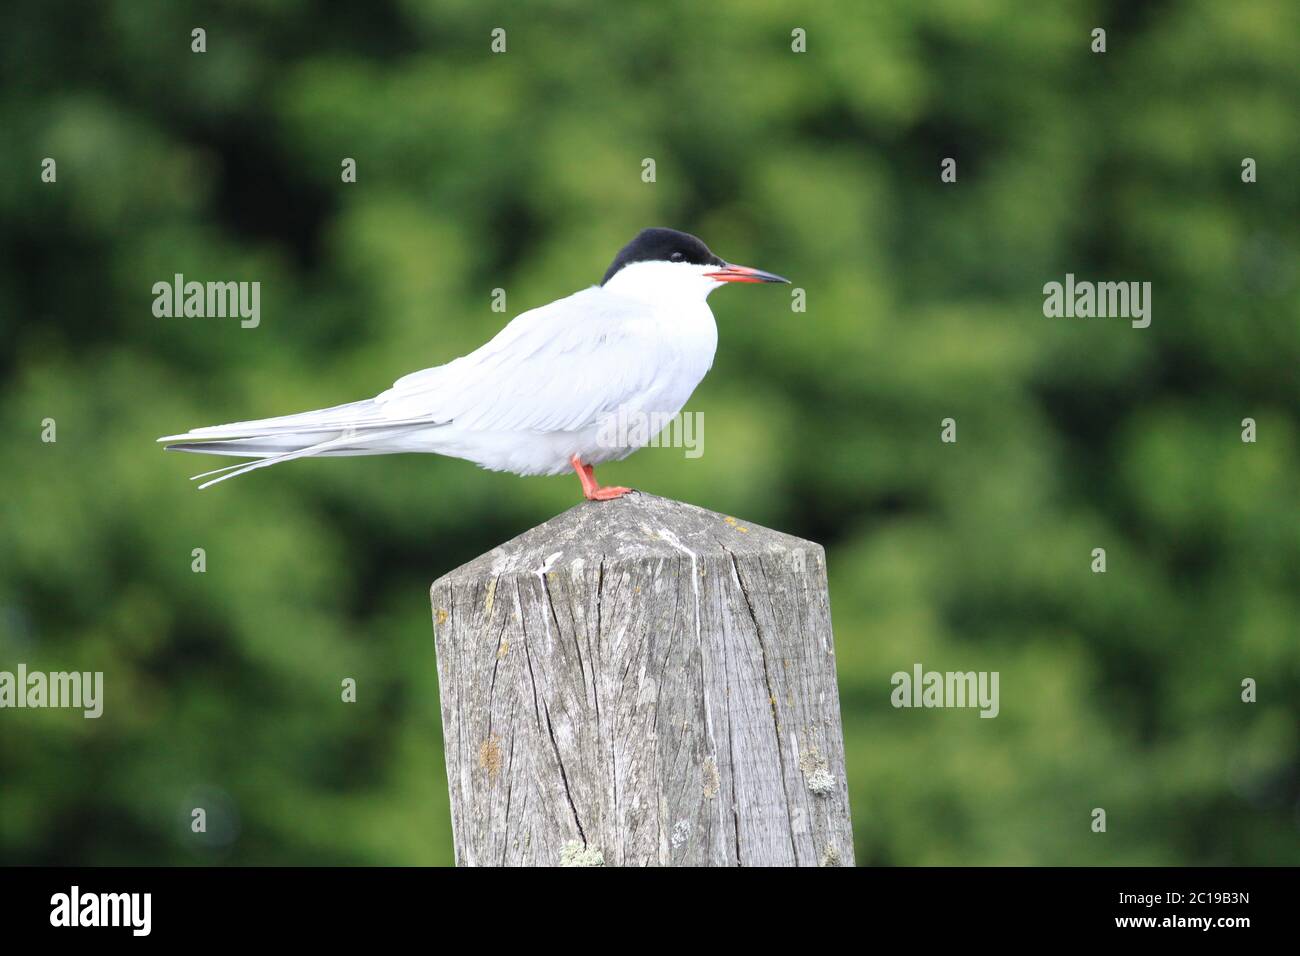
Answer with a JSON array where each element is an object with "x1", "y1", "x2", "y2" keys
[{"x1": 601, "y1": 227, "x2": 725, "y2": 285}]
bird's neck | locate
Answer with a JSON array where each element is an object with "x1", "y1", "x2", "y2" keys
[{"x1": 601, "y1": 261, "x2": 717, "y2": 307}]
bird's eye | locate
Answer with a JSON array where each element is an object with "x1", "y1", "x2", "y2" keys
[{"x1": 670, "y1": 252, "x2": 684, "y2": 262}]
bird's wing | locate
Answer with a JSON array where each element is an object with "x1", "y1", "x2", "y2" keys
[
  {"x1": 159, "y1": 288, "x2": 658, "y2": 445},
  {"x1": 373, "y1": 287, "x2": 662, "y2": 432}
]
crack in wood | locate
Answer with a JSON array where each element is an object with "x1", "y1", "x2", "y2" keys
[
  {"x1": 725, "y1": 547, "x2": 800, "y2": 863},
  {"x1": 542, "y1": 698, "x2": 587, "y2": 845}
]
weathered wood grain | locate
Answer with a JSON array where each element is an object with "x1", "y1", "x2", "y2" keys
[{"x1": 430, "y1": 492, "x2": 854, "y2": 866}]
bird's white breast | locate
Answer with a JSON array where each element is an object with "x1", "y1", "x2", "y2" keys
[
  {"x1": 562, "y1": 292, "x2": 718, "y2": 469},
  {"x1": 384, "y1": 265, "x2": 723, "y2": 476}
]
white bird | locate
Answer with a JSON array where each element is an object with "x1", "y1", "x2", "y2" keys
[{"x1": 159, "y1": 227, "x2": 788, "y2": 499}]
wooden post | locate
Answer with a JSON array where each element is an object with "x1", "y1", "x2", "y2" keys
[{"x1": 430, "y1": 492, "x2": 854, "y2": 866}]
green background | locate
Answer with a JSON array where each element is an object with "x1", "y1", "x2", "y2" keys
[{"x1": 2, "y1": 0, "x2": 1297, "y2": 865}]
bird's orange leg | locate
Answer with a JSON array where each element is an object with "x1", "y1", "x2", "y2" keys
[{"x1": 570, "y1": 454, "x2": 631, "y2": 501}]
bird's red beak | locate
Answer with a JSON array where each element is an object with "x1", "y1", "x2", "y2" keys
[{"x1": 704, "y1": 263, "x2": 790, "y2": 284}]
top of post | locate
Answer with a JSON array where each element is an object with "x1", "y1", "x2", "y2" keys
[{"x1": 433, "y1": 492, "x2": 821, "y2": 585}]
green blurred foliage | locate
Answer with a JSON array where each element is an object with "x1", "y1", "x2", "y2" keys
[{"x1": 1, "y1": 0, "x2": 1297, "y2": 865}]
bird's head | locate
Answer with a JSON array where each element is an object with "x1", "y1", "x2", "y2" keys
[{"x1": 600, "y1": 227, "x2": 789, "y2": 301}]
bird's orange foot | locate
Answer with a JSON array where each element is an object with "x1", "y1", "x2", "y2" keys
[
  {"x1": 571, "y1": 455, "x2": 633, "y2": 501},
  {"x1": 587, "y1": 485, "x2": 632, "y2": 501}
]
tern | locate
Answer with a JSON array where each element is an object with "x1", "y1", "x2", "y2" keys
[{"x1": 159, "y1": 227, "x2": 788, "y2": 499}]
